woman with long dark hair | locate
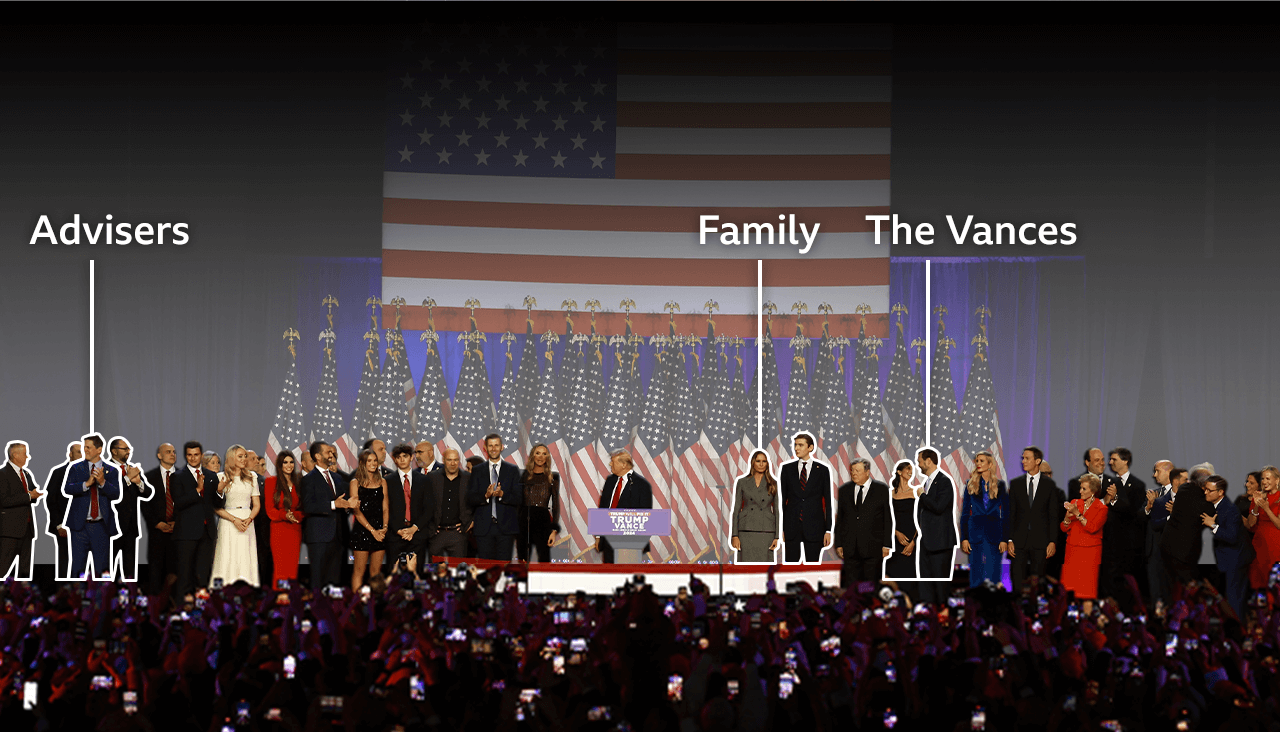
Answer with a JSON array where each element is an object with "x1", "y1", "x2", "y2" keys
[
  {"x1": 884, "y1": 460, "x2": 919, "y2": 585},
  {"x1": 264, "y1": 450, "x2": 305, "y2": 589},
  {"x1": 518, "y1": 443, "x2": 562, "y2": 563},
  {"x1": 731, "y1": 450, "x2": 780, "y2": 563}
]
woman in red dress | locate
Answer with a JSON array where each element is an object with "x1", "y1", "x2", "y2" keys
[
  {"x1": 1248, "y1": 465, "x2": 1280, "y2": 589},
  {"x1": 264, "y1": 450, "x2": 305, "y2": 590},
  {"x1": 1061, "y1": 473, "x2": 1108, "y2": 612}
]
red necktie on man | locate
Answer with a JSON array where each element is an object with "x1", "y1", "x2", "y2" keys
[
  {"x1": 164, "y1": 469, "x2": 174, "y2": 521},
  {"x1": 403, "y1": 474, "x2": 412, "y2": 524},
  {"x1": 610, "y1": 475, "x2": 625, "y2": 509}
]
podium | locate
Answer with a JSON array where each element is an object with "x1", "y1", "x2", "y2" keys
[{"x1": 587, "y1": 509, "x2": 672, "y2": 564}]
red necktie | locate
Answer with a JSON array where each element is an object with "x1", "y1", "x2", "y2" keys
[
  {"x1": 164, "y1": 469, "x2": 174, "y2": 521},
  {"x1": 610, "y1": 476, "x2": 625, "y2": 509},
  {"x1": 324, "y1": 470, "x2": 335, "y2": 496},
  {"x1": 18, "y1": 468, "x2": 27, "y2": 492},
  {"x1": 403, "y1": 474, "x2": 412, "y2": 523},
  {"x1": 194, "y1": 468, "x2": 203, "y2": 496},
  {"x1": 89, "y1": 465, "x2": 101, "y2": 520}
]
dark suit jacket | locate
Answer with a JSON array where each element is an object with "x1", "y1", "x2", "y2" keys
[
  {"x1": 833, "y1": 480, "x2": 891, "y2": 559},
  {"x1": 1066, "y1": 473, "x2": 1118, "y2": 502},
  {"x1": 918, "y1": 470, "x2": 958, "y2": 551},
  {"x1": 780, "y1": 460, "x2": 834, "y2": 542},
  {"x1": 1210, "y1": 498, "x2": 1254, "y2": 572},
  {"x1": 1160, "y1": 485, "x2": 1209, "y2": 564},
  {"x1": 387, "y1": 469, "x2": 435, "y2": 533},
  {"x1": 414, "y1": 462, "x2": 442, "y2": 477},
  {"x1": 300, "y1": 467, "x2": 345, "y2": 544},
  {"x1": 598, "y1": 472, "x2": 653, "y2": 510},
  {"x1": 468, "y1": 461, "x2": 523, "y2": 536},
  {"x1": 44, "y1": 463, "x2": 71, "y2": 537},
  {"x1": 427, "y1": 470, "x2": 472, "y2": 531},
  {"x1": 1146, "y1": 485, "x2": 1174, "y2": 557},
  {"x1": 170, "y1": 465, "x2": 220, "y2": 541},
  {"x1": 0, "y1": 463, "x2": 38, "y2": 539},
  {"x1": 62, "y1": 460, "x2": 122, "y2": 536},
  {"x1": 141, "y1": 465, "x2": 179, "y2": 530},
  {"x1": 1008, "y1": 474, "x2": 1061, "y2": 550},
  {"x1": 1102, "y1": 473, "x2": 1146, "y2": 555},
  {"x1": 111, "y1": 461, "x2": 153, "y2": 539}
]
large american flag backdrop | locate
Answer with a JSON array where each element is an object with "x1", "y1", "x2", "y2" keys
[{"x1": 380, "y1": 22, "x2": 892, "y2": 563}]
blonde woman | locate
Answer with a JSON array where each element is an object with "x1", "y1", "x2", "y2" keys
[
  {"x1": 209, "y1": 444, "x2": 261, "y2": 586},
  {"x1": 960, "y1": 450, "x2": 1009, "y2": 587}
]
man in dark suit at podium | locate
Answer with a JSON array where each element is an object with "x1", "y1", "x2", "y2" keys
[
  {"x1": 833, "y1": 457, "x2": 891, "y2": 586},
  {"x1": 43, "y1": 441, "x2": 80, "y2": 580},
  {"x1": 593, "y1": 449, "x2": 653, "y2": 564},
  {"x1": 916, "y1": 447, "x2": 958, "y2": 606},
  {"x1": 467, "y1": 434, "x2": 522, "y2": 561},
  {"x1": 1007, "y1": 446, "x2": 1060, "y2": 593},
  {"x1": 780, "y1": 433, "x2": 833, "y2": 564}
]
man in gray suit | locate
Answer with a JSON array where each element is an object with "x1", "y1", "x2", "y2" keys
[{"x1": 427, "y1": 449, "x2": 473, "y2": 559}]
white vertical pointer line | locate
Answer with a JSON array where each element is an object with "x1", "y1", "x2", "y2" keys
[
  {"x1": 89, "y1": 259, "x2": 95, "y2": 433},
  {"x1": 757, "y1": 259, "x2": 763, "y2": 449},
  {"x1": 924, "y1": 259, "x2": 931, "y2": 446}
]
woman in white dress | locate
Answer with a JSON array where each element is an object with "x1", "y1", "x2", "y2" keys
[{"x1": 210, "y1": 444, "x2": 261, "y2": 586}]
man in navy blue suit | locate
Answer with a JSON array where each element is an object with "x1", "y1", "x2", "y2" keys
[
  {"x1": 62, "y1": 433, "x2": 120, "y2": 579},
  {"x1": 916, "y1": 447, "x2": 958, "y2": 606},
  {"x1": 300, "y1": 440, "x2": 358, "y2": 590},
  {"x1": 468, "y1": 433, "x2": 522, "y2": 561},
  {"x1": 1201, "y1": 475, "x2": 1253, "y2": 619}
]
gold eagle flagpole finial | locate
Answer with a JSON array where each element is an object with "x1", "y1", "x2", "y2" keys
[{"x1": 283, "y1": 328, "x2": 300, "y2": 361}]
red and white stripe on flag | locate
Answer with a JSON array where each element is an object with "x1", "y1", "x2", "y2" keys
[
  {"x1": 629, "y1": 438, "x2": 676, "y2": 562},
  {"x1": 335, "y1": 434, "x2": 359, "y2": 475}
]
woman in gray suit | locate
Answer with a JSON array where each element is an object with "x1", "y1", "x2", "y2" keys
[{"x1": 731, "y1": 451, "x2": 780, "y2": 563}]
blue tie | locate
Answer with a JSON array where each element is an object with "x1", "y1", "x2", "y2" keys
[{"x1": 491, "y1": 463, "x2": 499, "y2": 519}]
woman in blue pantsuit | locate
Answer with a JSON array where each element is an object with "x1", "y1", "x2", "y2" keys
[{"x1": 961, "y1": 450, "x2": 1010, "y2": 587}]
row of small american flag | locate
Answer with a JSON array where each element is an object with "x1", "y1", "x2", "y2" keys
[{"x1": 264, "y1": 297, "x2": 1007, "y2": 563}]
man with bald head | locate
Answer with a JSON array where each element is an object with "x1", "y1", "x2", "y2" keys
[
  {"x1": 142, "y1": 443, "x2": 182, "y2": 594},
  {"x1": 413, "y1": 441, "x2": 442, "y2": 475},
  {"x1": 1144, "y1": 460, "x2": 1176, "y2": 602},
  {"x1": 427, "y1": 449, "x2": 473, "y2": 559}
]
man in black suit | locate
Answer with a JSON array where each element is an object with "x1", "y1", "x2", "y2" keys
[
  {"x1": 413, "y1": 441, "x2": 442, "y2": 475},
  {"x1": 142, "y1": 443, "x2": 180, "y2": 597},
  {"x1": 245, "y1": 449, "x2": 274, "y2": 590},
  {"x1": 300, "y1": 441, "x2": 357, "y2": 590},
  {"x1": 386, "y1": 442, "x2": 435, "y2": 575},
  {"x1": 1143, "y1": 461, "x2": 1180, "y2": 605},
  {"x1": 916, "y1": 448, "x2": 958, "y2": 606},
  {"x1": 171, "y1": 441, "x2": 221, "y2": 599},
  {"x1": 42, "y1": 441, "x2": 80, "y2": 580},
  {"x1": 593, "y1": 449, "x2": 654, "y2": 564},
  {"x1": 1066, "y1": 447, "x2": 1118, "y2": 502},
  {"x1": 427, "y1": 449, "x2": 472, "y2": 559},
  {"x1": 468, "y1": 434, "x2": 523, "y2": 561},
  {"x1": 780, "y1": 432, "x2": 834, "y2": 564},
  {"x1": 106, "y1": 437, "x2": 153, "y2": 583},
  {"x1": 833, "y1": 458, "x2": 891, "y2": 587},
  {"x1": 1096, "y1": 447, "x2": 1145, "y2": 601},
  {"x1": 1160, "y1": 467, "x2": 1212, "y2": 598},
  {"x1": 1007, "y1": 446, "x2": 1060, "y2": 593},
  {"x1": 0, "y1": 441, "x2": 42, "y2": 580}
]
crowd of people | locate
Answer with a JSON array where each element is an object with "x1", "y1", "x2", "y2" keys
[
  {"x1": 2, "y1": 433, "x2": 1280, "y2": 729},
  {"x1": 0, "y1": 558, "x2": 1277, "y2": 731}
]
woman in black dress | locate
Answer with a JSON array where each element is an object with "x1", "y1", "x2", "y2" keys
[
  {"x1": 348, "y1": 449, "x2": 389, "y2": 592},
  {"x1": 518, "y1": 443, "x2": 562, "y2": 563},
  {"x1": 884, "y1": 460, "x2": 919, "y2": 595}
]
